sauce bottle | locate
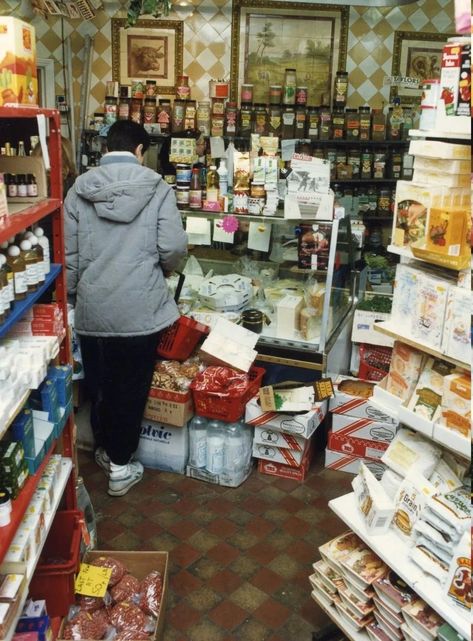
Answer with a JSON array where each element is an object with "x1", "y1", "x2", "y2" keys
[
  {"x1": 206, "y1": 165, "x2": 219, "y2": 202},
  {"x1": 34, "y1": 227, "x2": 50, "y2": 276},
  {"x1": 29, "y1": 235, "x2": 45, "y2": 284},
  {"x1": 0, "y1": 254, "x2": 13, "y2": 314},
  {"x1": 19, "y1": 239, "x2": 38, "y2": 291},
  {"x1": 7, "y1": 245, "x2": 27, "y2": 300},
  {"x1": 189, "y1": 167, "x2": 203, "y2": 209}
]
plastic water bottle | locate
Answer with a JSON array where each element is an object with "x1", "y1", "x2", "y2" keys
[
  {"x1": 188, "y1": 416, "x2": 208, "y2": 468},
  {"x1": 224, "y1": 422, "x2": 246, "y2": 483},
  {"x1": 76, "y1": 476, "x2": 97, "y2": 551},
  {"x1": 217, "y1": 159, "x2": 228, "y2": 197},
  {"x1": 206, "y1": 419, "x2": 225, "y2": 474}
]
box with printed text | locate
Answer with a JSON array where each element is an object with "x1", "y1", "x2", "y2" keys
[
  {"x1": 245, "y1": 395, "x2": 327, "y2": 440},
  {"x1": 329, "y1": 376, "x2": 398, "y2": 425},
  {"x1": 327, "y1": 430, "x2": 389, "y2": 460}
]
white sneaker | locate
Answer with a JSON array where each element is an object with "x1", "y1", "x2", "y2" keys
[
  {"x1": 108, "y1": 461, "x2": 144, "y2": 497},
  {"x1": 94, "y1": 447, "x2": 110, "y2": 475}
]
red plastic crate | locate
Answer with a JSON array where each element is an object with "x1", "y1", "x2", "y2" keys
[
  {"x1": 157, "y1": 316, "x2": 209, "y2": 361},
  {"x1": 358, "y1": 343, "x2": 392, "y2": 382},
  {"x1": 29, "y1": 510, "x2": 82, "y2": 617},
  {"x1": 191, "y1": 366, "x2": 265, "y2": 422}
]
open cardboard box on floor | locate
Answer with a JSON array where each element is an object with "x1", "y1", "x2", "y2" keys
[
  {"x1": 57, "y1": 551, "x2": 169, "y2": 641},
  {"x1": 144, "y1": 386, "x2": 193, "y2": 428}
]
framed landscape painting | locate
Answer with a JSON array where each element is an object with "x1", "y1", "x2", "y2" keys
[{"x1": 230, "y1": 0, "x2": 349, "y2": 105}]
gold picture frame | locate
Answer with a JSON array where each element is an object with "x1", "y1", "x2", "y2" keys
[
  {"x1": 391, "y1": 30, "x2": 452, "y2": 105},
  {"x1": 230, "y1": 0, "x2": 349, "y2": 105},
  {"x1": 111, "y1": 18, "x2": 183, "y2": 94}
]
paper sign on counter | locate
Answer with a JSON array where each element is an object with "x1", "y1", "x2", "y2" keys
[
  {"x1": 213, "y1": 219, "x2": 234, "y2": 243},
  {"x1": 281, "y1": 139, "x2": 296, "y2": 161},
  {"x1": 248, "y1": 221, "x2": 271, "y2": 252},
  {"x1": 186, "y1": 217, "x2": 211, "y2": 245},
  {"x1": 75, "y1": 563, "x2": 112, "y2": 597}
]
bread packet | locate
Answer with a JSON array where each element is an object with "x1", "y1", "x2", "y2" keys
[
  {"x1": 401, "y1": 599, "x2": 444, "y2": 640},
  {"x1": 413, "y1": 520, "x2": 455, "y2": 554},
  {"x1": 444, "y1": 531, "x2": 471, "y2": 611},
  {"x1": 428, "y1": 459, "x2": 462, "y2": 493},
  {"x1": 406, "y1": 358, "x2": 457, "y2": 421},
  {"x1": 426, "y1": 485, "x2": 470, "y2": 536},
  {"x1": 409, "y1": 545, "x2": 449, "y2": 582},
  {"x1": 352, "y1": 463, "x2": 395, "y2": 535},
  {"x1": 392, "y1": 470, "x2": 437, "y2": 543},
  {"x1": 386, "y1": 342, "x2": 424, "y2": 402},
  {"x1": 381, "y1": 428, "x2": 442, "y2": 478},
  {"x1": 440, "y1": 372, "x2": 471, "y2": 437}
]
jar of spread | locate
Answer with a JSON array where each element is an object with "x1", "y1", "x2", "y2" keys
[
  {"x1": 238, "y1": 103, "x2": 253, "y2": 136},
  {"x1": 143, "y1": 97, "x2": 156, "y2": 124},
  {"x1": 283, "y1": 68, "x2": 296, "y2": 105},
  {"x1": 332, "y1": 109, "x2": 345, "y2": 139},
  {"x1": 157, "y1": 99, "x2": 172, "y2": 133},
  {"x1": 371, "y1": 108, "x2": 386, "y2": 141},
  {"x1": 269, "y1": 85, "x2": 282, "y2": 105},
  {"x1": 296, "y1": 86, "x2": 308, "y2": 106},
  {"x1": 345, "y1": 108, "x2": 360, "y2": 140},
  {"x1": 306, "y1": 107, "x2": 320, "y2": 141},
  {"x1": 240, "y1": 84, "x2": 253, "y2": 104}
]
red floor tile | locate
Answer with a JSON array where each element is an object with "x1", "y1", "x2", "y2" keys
[
  {"x1": 290, "y1": 540, "x2": 317, "y2": 565},
  {"x1": 249, "y1": 568, "x2": 285, "y2": 595},
  {"x1": 167, "y1": 520, "x2": 201, "y2": 540},
  {"x1": 278, "y1": 495, "x2": 307, "y2": 513},
  {"x1": 172, "y1": 542, "x2": 202, "y2": 568},
  {"x1": 240, "y1": 497, "x2": 270, "y2": 515},
  {"x1": 253, "y1": 598, "x2": 291, "y2": 628},
  {"x1": 246, "y1": 541, "x2": 279, "y2": 565},
  {"x1": 209, "y1": 600, "x2": 248, "y2": 630},
  {"x1": 166, "y1": 601, "x2": 201, "y2": 631},
  {"x1": 170, "y1": 569, "x2": 203, "y2": 597},
  {"x1": 207, "y1": 541, "x2": 241, "y2": 566},
  {"x1": 245, "y1": 515, "x2": 276, "y2": 538},
  {"x1": 205, "y1": 497, "x2": 234, "y2": 514},
  {"x1": 207, "y1": 518, "x2": 239, "y2": 539},
  {"x1": 282, "y1": 516, "x2": 311, "y2": 537},
  {"x1": 208, "y1": 569, "x2": 242, "y2": 595}
]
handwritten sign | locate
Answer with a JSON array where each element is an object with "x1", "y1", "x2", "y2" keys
[{"x1": 74, "y1": 563, "x2": 112, "y2": 597}]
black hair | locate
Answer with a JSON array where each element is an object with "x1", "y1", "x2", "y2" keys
[{"x1": 106, "y1": 120, "x2": 151, "y2": 154}]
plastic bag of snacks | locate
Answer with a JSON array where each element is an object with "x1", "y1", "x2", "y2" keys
[
  {"x1": 110, "y1": 574, "x2": 141, "y2": 604},
  {"x1": 151, "y1": 357, "x2": 204, "y2": 392},
  {"x1": 110, "y1": 601, "x2": 153, "y2": 633},
  {"x1": 191, "y1": 366, "x2": 249, "y2": 395},
  {"x1": 62, "y1": 610, "x2": 108, "y2": 640},
  {"x1": 139, "y1": 571, "x2": 163, "y2": 618},
  {"x1": 89, "y1": 555, "x2": 127, "y2": 587}
]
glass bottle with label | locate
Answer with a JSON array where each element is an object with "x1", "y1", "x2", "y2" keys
[
  {"x1": 19, "y1": 239, "x2": 38, "y2": 291},
  {"x1": 333, "y1": 71, "x2": 348, "y2": 109},
  {"x1": 206, "y1": 165, "x2": 219, "y2": 202},
  {"x1": 294, "y1": 107, "x2": 306, "y2": 138},
  {"x1": 130, "y1": 98, "x2": 142, "y2": 124},
  {"x1": 238, "y1": 103, "x2": 253, "y2": 136},
  {"x1": 17, "y1": 174, "x2": 27, "y2": 197},
  {"x1": 282, "y1": 68, "x2": 296, "y2": 105},
  {"x1": 359, "y1": 106, "x2": 371, "y2": 141},
  {"x1": 7, "y1": 174, "x2": 17, "y2": 198},
  {"x1": 269, "y1": 85, "x2": 282, "y2": 105},
  {"x1": 332, "y1": 109, "x2": 345, "y2": 139},
  {"x1": 371, "y1": 108, "x2": 386, "y2": 141},
  {"x1": 268, "y1": 105, "x2": 282, "y2": 136},
  {"x1": 360, "y1": 150, "x2": 373, "y2": 179},
  {"x1": 319, "y1": 106, "x2": 332, "y2": 140},
  {"x1": 217, "y1": 159, "x2": 228, "y2": 197},
  {"x1": 281, "y1": 106, "x2": 295, "y2": 139},
  {"x1": 224, "y1": 102, "x2": 238, "y2": 137},
  {"x1": 345, "y1": 109, "x2": 360, "y2": 140},
  {"x1": 306, "y1": 107, "x2": 320, "y2": 141},
  {"x1": 118, "y1": 97, "x2": 130, "y2": 120},
  {"x1": 143, "y1": 97, "x2": 156, "y2": 124},
  {"x1": 254, "y1": 104, "x2": 268, "y2": 135},
  {"x1": 7, "y1": 245, "x2": 27, "y2": 300},
  {"x1": 172, "y1": 100, "x2": 185, "y2": 133},
  {"x1": 189, "y1": 167, "x2": 202, "y2": 209}
]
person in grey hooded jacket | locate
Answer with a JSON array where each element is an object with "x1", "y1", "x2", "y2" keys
[{"x1": 65, "y1": 120, "x2": 188, "y2": 496}]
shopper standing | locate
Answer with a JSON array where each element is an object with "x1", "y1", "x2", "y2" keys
[{"x1": 64, "y1": 121, "x2": 188, "y2": 496}]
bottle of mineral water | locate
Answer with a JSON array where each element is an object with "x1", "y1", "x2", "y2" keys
[{"x1": 188, "y1": 415, "x2": 208, "y2": 468}]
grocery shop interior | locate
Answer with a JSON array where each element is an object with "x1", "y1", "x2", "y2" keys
[{"x1": 0, "y1": 0, "x2": 470, "y2": 640}]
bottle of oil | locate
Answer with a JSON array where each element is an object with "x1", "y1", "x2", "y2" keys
[
  {"x1": 206, "y1": 164, "x2": 219, "y2": 202},
  {"x1": 34, "y1": 227, "x2": 50, "y2": 276},
  {"x1": 28, "y1": 235, "x2": 45, "y2": 285},
  {"x1": 7, "y1": 245, "x2": 27, "y2": 300},
  {"x1": 19, "y1": 240, "x2": 38, "y2": 292},
  {"x1": 0, "y1": 254, "x2": 13, "y2": 315}
]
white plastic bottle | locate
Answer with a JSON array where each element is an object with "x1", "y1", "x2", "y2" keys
[
  {"x1": 217, "y1": 159, "x2": 228, "y2": 197},
  {"x1": 206, "y1": 419, "x2": 225, "y2": 474},
  {"x1": 34, "y1": 227, "x2": 50, "y2": 275},
  {"x1": 189, "y1": 415, "x2": 208, "y2": 468},
  {"x1": 29, "y1": 235, "x2": 45, "y2": 284},
  {"x1": 19, "y1": 239, "x2": 39, "y2": 291},
  {"x1": 224, "y1": 421, "x2": 246, "y2": 483}
]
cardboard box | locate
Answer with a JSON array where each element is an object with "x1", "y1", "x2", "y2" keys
[
  {"x1": 324, "y1": 448, "x2": 386, "y2": 479},
  {"x1": 252, "y1": 438, "x2": 310, "y2": 467},
  {"x1": 329, "y1": 376, "x2": 398, "y2": 426},
  {"x1": 58, "y1": 550, "x2": 168, "y2": 641},
  {"x1": 0, "y1": 157, "x2": 47, "y2": 206},
  {"x1": 199, "y1": 317, "x2": 258, "y2": 372},
  {"x1": 258, "y1": 440, "x2": 313, "y2": 481},
  {"x1": 136, "y1": 420, "x2": 189, "y2": 474},
  {"x1": 332, "y1": 414, "x2": 398, "y2": 444},
  {"x1": 352, "y1": 310, "x2": 394, "y2": 348},
  {"x1": 253, "y1": 425, "x2": 306, "y2": 451},
  {"x1": 0, "y1": 17, "x2": 37, "y2": 107},
  {"x1": 327, "y1": 430, "x2": 389, "y2": 460},
  {"x1": 245, "y1": 395, "x2": 327, "y2": 440},
  {"x1": 186, "y1": 462, "x2": 252, "y2": 488},
  {"x1": 144, "y1": 387, "x2": 193, "y2": 428}
]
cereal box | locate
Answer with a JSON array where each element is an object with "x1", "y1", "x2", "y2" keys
[{"x1": 0, "y1": 17, "x2": 37, "y2": 106}]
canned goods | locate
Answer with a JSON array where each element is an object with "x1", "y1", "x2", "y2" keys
[{"x1": 240, "y1": 84, "x2": 253, "y2": 103}]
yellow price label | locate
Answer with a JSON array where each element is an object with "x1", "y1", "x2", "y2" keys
[{"x1": 74, "y1": 563, "x2": 112, "y2": 597}]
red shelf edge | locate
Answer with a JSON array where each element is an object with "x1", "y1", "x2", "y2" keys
[
  {"x1": 0, "y1": 107, "x2": 61, "y2": 119},
  {"x1": 0, "y1": 199, "x2": 62, "y2": 244}
]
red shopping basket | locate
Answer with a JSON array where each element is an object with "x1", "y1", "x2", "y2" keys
[
  {"x1": 191, "y1": 366, "x2": 265, "y2": 422},
  {"x1": 157, "y1": 316, "x2": 210, "y2": 361},
  {"x1": 358, "y1": 343, "x2": 392, "y2": 382}
]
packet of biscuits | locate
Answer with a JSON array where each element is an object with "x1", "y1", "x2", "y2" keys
[
  {"x1": 392, "y1": 470, "x2": 437, "y2": 543},
  {"x1": 443, "y1": 530, "x2": 471, "y2": 611}
]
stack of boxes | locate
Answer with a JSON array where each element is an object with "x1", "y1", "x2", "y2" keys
[
  {"x1": 9, "y1": 304, "x2": 66, "y2": 340},
  {"x1": 325, "y1": 376, "x2": 399, "y2": 478},
  {"x1": 0, "y1": 441, "x2": 28, "y2": 500}
]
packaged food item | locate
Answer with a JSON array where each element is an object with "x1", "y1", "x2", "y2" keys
[
  {"x1": 318, "y1": 531, "x2": 365, "y2": 573},
  {"x1": 428, "y1": 459, "x2": 462, "y2": 493},
  {"x1": 75, "y1": 595, "x2": 107, "y2": 612},
  {"x1": 335, "y1": 599, "x2": 374, "y2": 630},
  {"x1": 410, "y1": 544, "x2": 449, "y2": 582},
  {"x1": 380, "y1": 469, "x2": 403, "y2": 500},
  {"x1": 443, "y1": 530, "x2": 471, "y2": 610},
  {"x1": 392, "y1": 470, "x2": 436, "y2": 543},
  {"x1": 352, "y1": 463, "x2": 395, "y2": 535},
  {"x1": 412, "y1": 520, "x2": 454, "y2": 555},
  {"x1": 62, "y1": 610, "x2": 108, "y2": 640},
  {"x1": 414, "y1": 534, "x2": 452, "y2": 565},
  {"x1": 426, "y1": 485, "x2": 470, "y2": 536},
  {"x1": 139, "y1": 570, "x2": 163, "y2": 617},
  {"x1": 338, "y1": 583, "x2": 375, "y2": 618},
  {"x1": 341, "y1": 548, "x2": 388, "y2": 590},
  {"x1": 391, "y1": 265, "x2": 419, "y2": 328},
  {"x1": 426, "y1": 207, "x2": 469, "y2": 257},
  {"x1": 412, "y1": 273, "x2": 449, "y2": 350},
  {"x1": 421, "y1": 507, "x2": 462, "y2": 544},
  {"x1": 407, "y1": 358, "x2": 457, "y2": 421},
  {"x1": 89, "y1": 555, "x2": 127, "y2": 587},
  {"x1": 367, "y1": 622, "x2": 393, "y2": 641},
  {"x1": 110, "y1": 574, "x2": 140, "y2": 603},
  {"x1": 110, "y1": 601, "x2": 149, "y2": 632},
  {"x1": 373, "y1": 609, "x2": 403, "y2": 641},
  {"x1": 440, "y1": 372, "x2": 471, "y2": 436},
  {"x1": 312, "y1": 560, "x2": 345, "y2": 595},
  {"x1": 381, "y1": 428, "x2": 442, "y2": 478},
  {"x1": 441, "y1": 287, "x2": 471, "y2": 362},
  {"x1": 401, "y1": 599, "x2": 444, "y2": 640},
  {"x1": 373, "y1": 571, "x2": 418, "y2": 613},
  {"x1": 441, "y1": 451, "x2": 469, "y2": 480},
  {"x1": 386, "y1": 342, "x2": 424, "y2": 401}
]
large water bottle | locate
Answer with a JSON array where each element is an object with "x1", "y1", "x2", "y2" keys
[
  {"x1": 188, "y1": 415, "x2": 208, "y2": 468},
  {"x1": 76, "y1": 476, "x2": 97, "y2": 551},
  {"x1": 206, "y1": 419, "x2": 225, "y2": 474},
  {"x1": 224, "y1": 422, "x2": 246, "y2": 483},
  {"x1": 240, "y1": 418, "x2": 254, "y2": 460}
]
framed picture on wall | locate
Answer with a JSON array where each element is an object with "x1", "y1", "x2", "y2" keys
[
  {"x1": 230, "y1": 0, "x2": 349, "y2": 105},
  {"x1": 391, "y1": 30, "x2": 452, "y2": 104},
  {"x1": 111, "y1": 19, "x2": 183, "y2": 94}
]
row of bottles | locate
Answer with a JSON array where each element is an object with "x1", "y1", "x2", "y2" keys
[
  {"x1": 5, "y1": 174, "x2": 38, "y2": 198},
  {"x1": 188, "y1": 416, "x2": 253, "y2": 482},
  {"x1": 173, "y1": 159, "x2": 228, "y2": 210},
  {"x1": 0, "y1": 227, "x2": 50, "y2": 323},
  {"x1": 0, "y1": 137, "x2": 39, "y2": 157}
]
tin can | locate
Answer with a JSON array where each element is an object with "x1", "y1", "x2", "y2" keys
[
  {"x1": 240, "y1": 84, "x2": 253, "y2": 104},
  {"x1": 296, "y1": 86, "x2": 308, "y2": 106},
  {"x1": 269, "y1": 85, "x2": 282, "y2": 104}
]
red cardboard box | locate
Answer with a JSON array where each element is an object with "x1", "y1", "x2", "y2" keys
[
  {"x1": 327, "y1": 430, "x2": 388, "y2": 460},
  {"x1": 324, "y1": 448, "x2": 386, "y2": 479},
  {"x1": 331, "y1": 414, "x2": 398, "y2": 443},
  {"x1": 258, "y1": 440, "x2": 313, "y2": 481}
]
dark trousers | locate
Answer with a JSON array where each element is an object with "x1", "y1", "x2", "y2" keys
[{"x1": 79, "y1": 333, "x2": 160, "y2": 466}]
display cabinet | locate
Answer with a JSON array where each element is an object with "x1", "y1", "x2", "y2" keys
[{"x1": 0, "y1": 107, "x2": 76, "y2": 639}]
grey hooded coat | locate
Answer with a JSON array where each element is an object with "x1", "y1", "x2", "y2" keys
[{"x1": 64, "y1": 154, "x2": 188, "y2": 337}]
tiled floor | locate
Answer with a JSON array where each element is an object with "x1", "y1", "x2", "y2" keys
[{"x1": 78, "y1": 448, "x2": 352, "y2": 641}]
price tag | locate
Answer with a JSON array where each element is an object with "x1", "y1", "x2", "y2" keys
[
  {"x1": 314, "y1": 377, "x2": 335, "y2": 401},
  {"x1": 75, "y1": 563, "x2": 112, "y2": 597}
]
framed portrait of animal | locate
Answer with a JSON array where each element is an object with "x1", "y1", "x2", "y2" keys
[
  {"x1": 390, "y1": 30, "x2": 453, "y2": 105},
  {"x1": 112, "y1": 19, "x2": 183, "y2": 94}
]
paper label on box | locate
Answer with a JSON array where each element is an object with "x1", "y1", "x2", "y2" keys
[{"x1": 75, "y1": 563, "x2": 112, "y2": 597}]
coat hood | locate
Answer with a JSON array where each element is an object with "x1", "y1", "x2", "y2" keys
[{"x1": 74, "y1": 155, "x2": 161, "y2": 223}]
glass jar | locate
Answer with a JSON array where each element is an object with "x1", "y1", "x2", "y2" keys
[
  {"x1": 377, "y1": 189, "x2": 391, "y2": 216},
  {"x1": 269, "y1": 85, "x2": 282, "y2": 105},
  {"x1": 281, "y1": 106, "x2": 295, "y2": 139},
  {"x1": 212, "y1": 98, "x2": 225, "y2": 115},
  {"x1": 333, "y1": 71, "x2": 348, "y2": 110},
  {"x1": 146, "y1": 80, "x2": 157, "y2": 96},
  {"x1": 172, "y1": 100, "x2": 185, "y2": 133},
  {"x1": 93, "y1": 112, "x2": 104, "y2": 131},
  {"x1": 371, "y1": 109, "x2": 386, "y2": 141},
  {"x1": 306, "y1": 107, "x2": 320, "y2": 141},
  {"x1": 254, "y1": 104, "x2": 268, "y2": 135},
  {"x1": 131, "y1": 81, "x2": 145, "y2": 99},
  {"x1": 211, "y1": 113, "x2": 224, "y2": 137},
  {"x1": 359, "y1": 106, "x2": 371, "y2": 141},
  {"x1": 225, "y1": 101, "x2": 238, "y2": 137},
  {"x1": 238, "y1": 103, "x2": 253, "y2": 136},
  {"x1": 373, "y1": 151, "x2": 387, "y2": 178},
  {"x1": 296, "y1": 86, "x2": 308, "y2": 106},
  {"x1": 196, "y1": 101, "x2": 211, "y2": 136},
  {"x1": 347, "y1": 148, "x2": 361, "y2": 179},
  {"x1": 319, "y1": 106, "x2": 332, "y2": 140},
  {"x1": 326, "y1": 147, "x2": 337, "y2": 180},
  {"x1": 130, "y1": 98, "x2": 142, "y2": 124},
  {"x1": 176, "y1": 186, "x2": 190, "y2": 209},
  {"x1": 118, "y1": 97, "x2": 130, "y2": 120},
  {"x1": 176, "y1": 75, "x2": 190, "y2": 100},
  {"x1": 283, "y1": 68, "x2": 297, "y2": 105},
  {"x1": 104, "y1": 96, "x2": 118, "y2": 126},
  {"x1": 157, "y1": 99, "x2": 172, "y2": 133},
  {"x1": 143, "y1": 97, "x2": 156, "y2": 124},
  {"x1": 345, "y1": 109, "x2": 360, "y2": 140},
  {"x1": 119, "y1": 85, "x2": 130, "y2": 99},
  {"x1": 332, "y1": 109, "x2": 345, "y2": 139},
  {"x1": 294, "y1": 107, "x2": 306, "y2": 137},
  {"x1": 361, "y1": 150, "x2": 372, "y2": 179},
  {"x1": 184, "y1": 100, "x2": 197, "y2": 130},
  {"x1": 240, "y1": 84, "x2": 253, "y2": 104},
  {"x1": 390, "y1": 150, "x2": 402, "y2": 179},
  {"x1": 268, "y1": 105, "x2": 282, "y2": 136}
]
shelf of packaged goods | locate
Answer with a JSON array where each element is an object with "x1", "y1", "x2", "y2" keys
[
  {"x1": 333, "y1": 179, "x2": 398, "y2": 185},
  {"x1": 1, "y1": 458, "x2": 73, "y2": 641},
  {"x1": 387, "y1": 245, "x2": 471, "y2": 272},
  {"x1": 310, "y1": 587, "x2": 369, "y2": 641},
  {"x1": 408, "y1": 129, "x2": 471, "y2": 141},
  {"x1": 0, "y1": 200, "x2": 62, "y2": 242},
  {"x1": 0, "y1": 414, "x2": 72, "y2": 566},
  {"x1": 181, "y1": 209, "x2": 335, "y2": 224},
  {"x1": 0, "y1": 264, "x2": 62, "y2": 339},
  {"x1": 329, "y1": 493, "x2": 470, "y2": 640},
  {"x1": 361, "y1": 216, "x2": 393, "y2": 222},
  {"x1": 373, "y1": 321, "x2": 470, "y2": 370},
  {"x1": 1, "y1": 391, "x2": 30, "y2": 439}
]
